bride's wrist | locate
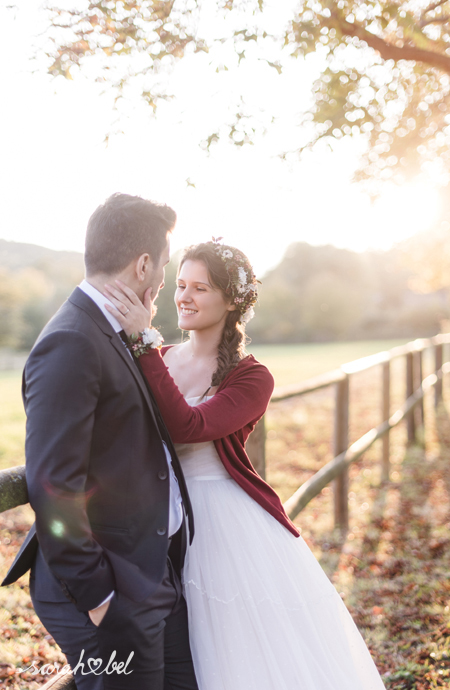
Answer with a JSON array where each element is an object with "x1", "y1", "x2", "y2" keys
[{"x1": 128, "y1": 327, "x2": 164, "y2": 358}]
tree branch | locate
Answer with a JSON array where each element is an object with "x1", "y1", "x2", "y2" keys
[
  {"x1": 420, "y1": 15, "x2": 450, "y2": 26},
  {"x1": 423, "y1": 0, "x2": 448, "y2": 15},
  {"x1": 326, "y1": 13, "x2": 450, "y2": 76}
]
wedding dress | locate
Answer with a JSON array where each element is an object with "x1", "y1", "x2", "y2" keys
[{"x1": 174, "y1": 396, "x2": 387, "y2": 690}]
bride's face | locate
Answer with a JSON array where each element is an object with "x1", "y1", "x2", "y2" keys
[{"x1": 175, "y1": 259, "x2": 235, "y2": 332}]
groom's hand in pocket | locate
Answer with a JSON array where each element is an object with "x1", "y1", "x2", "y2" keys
[{"x1": 89, "y1": 597, "x2": 112, "y2": 626}]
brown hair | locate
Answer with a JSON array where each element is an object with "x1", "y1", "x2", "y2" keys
[
  {"x1": 85, "y1": 193, "x2": 176, "y2": 276},
  {"x1": 179, "y1": 243, "x2": 249, "y2": 387}
]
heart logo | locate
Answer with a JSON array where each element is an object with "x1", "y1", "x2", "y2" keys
[{"x1": 87, "y1": 658, "x2": 103, "y2": 674}]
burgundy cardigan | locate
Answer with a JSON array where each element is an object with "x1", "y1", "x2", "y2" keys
[{"x1": 139, "y1": 346, "x2": 300, "y2": 537}]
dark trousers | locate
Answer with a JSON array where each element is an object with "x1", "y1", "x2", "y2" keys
[{"x1": 30, "y1": 548, "x2": 198, "y2": 690}]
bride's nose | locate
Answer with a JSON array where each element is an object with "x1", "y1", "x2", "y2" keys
[{"x1": 179, "y1": 288, "x2": 194, "y2": 303}]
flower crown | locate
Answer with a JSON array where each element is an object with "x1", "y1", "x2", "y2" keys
[{"x1": 208, "y1": 237, "x2": 260, "y2": 324}]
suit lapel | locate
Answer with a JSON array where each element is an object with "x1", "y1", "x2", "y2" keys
[
  {"x1": 133, "y1": 356, "x2": 195, "y2": 527},
  {"x1": 108, "y1": 336, "x2": 161, "y2": 431},
  {"x1": 68, "y1": 288, "x2": 160, "y2": 432}
]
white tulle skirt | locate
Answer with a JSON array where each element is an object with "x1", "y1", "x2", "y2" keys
[{"x1": 180, "y1": 471, "x2": 386, "y2": 690}]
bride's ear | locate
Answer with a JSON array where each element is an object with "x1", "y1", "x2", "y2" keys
[{"x1": 135, "y1": 253, "x2": 151, "y2": 282}]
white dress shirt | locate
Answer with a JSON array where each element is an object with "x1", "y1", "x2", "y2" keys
[{"x1": 78, "y1": 280, "x2": 183, "y2": 609}]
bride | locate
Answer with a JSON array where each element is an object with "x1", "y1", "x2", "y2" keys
[{"x1": 104, "y1": 239, "x2": 386, "y2": 690}]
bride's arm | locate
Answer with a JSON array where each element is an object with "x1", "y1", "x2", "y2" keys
[
  {"x1": 139, "y1": 349, "x2": 274, "y2": 443},
  {"x1": 103, "y1": 279, "x2": 274, "y2": 443}
]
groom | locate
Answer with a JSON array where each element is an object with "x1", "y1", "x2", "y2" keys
[{"x1": 2, "y1": 193, "x2": 198, "y2": 689}]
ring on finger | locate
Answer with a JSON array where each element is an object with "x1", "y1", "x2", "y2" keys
[{"x1": 123, "y1": 307, "x2": 130, "y2": 315}]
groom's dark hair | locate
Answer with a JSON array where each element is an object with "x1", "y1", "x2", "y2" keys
[{"x1": 85, "y1": 193, "x2": 176, "y2": 276}]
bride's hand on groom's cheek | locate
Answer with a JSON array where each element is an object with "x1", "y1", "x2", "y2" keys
[{"x1": 104, "y1": 281, "x2": 153, "y2": 337}]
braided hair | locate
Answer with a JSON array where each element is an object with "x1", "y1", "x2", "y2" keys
[{"x1": 178, "y1": 242, "x2": 258, "y2": 387}]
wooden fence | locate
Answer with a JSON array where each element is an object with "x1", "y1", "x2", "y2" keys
[
  {"x1": 247, "y1": 333, "x2": 450, "y2": 531},
  {"x1": 0, "y1": 334, "x2": 449, "y2": 688}
]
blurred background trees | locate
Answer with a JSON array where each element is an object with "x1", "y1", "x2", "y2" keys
[
  {"x1": 1, "y1": 234, "x2": 447, "y2": 350},
  {"x1": 247, "y1": 238, "x2": 449, "y2": 344},
  {"x1": 0, "y1": 270, "x2": 27, "y2": 348},
  {"x1": 0, "y1": 241, "x2": 84, "y2": 350}
]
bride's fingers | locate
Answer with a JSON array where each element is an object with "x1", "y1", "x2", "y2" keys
[
  {"x1": 104, "y1": 303, "x2": 127, "y2": 325},
  {"x1": 114, "y1": 279, "x2": 141, "y2": 306},
  {"x1": 104, "y1": 289, "x2": 131, "y2": 315},
  {"x1": 104, "y1": 284, "x2": 131, "y2": 307}
]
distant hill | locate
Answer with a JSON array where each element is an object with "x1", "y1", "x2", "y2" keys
[
  {"x1": 0, "y1": 239, "x2": 84, "y2": 274},
  {"x1": 0, "y1": 240, "x2": 85, "y2": 349}
]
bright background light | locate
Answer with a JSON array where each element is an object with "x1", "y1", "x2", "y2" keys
[{"x1": 0, "y1": 3, "x2": 442, "y2": 277}]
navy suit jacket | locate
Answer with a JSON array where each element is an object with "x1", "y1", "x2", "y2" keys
[{"x1": 2, "y1": 288, "x2": 194, "y2": 611}]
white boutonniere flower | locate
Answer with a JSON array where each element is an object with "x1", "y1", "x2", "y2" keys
[
  {"x1": 129, "y1": 327, "x2": 164, "y2": 357},
  {"x1": 141, "y1": 328, "x2": 164, "y2": 348}
]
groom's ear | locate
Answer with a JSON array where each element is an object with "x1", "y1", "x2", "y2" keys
[{"x1": 135, "y1": 253, "x2": 151, "y2": 282}]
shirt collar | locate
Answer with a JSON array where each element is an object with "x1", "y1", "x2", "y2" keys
[{"x1": 78, "y1": 279, "x2": 122, "y2": 334}]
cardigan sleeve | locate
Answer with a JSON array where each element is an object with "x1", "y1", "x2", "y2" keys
[{"x1": 139, "y1": 349, "x2": 274, "y2": 444}]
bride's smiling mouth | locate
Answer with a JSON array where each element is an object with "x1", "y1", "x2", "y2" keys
[{"x1": 180, "y1": 306, "x2": 198, "y2": 316}]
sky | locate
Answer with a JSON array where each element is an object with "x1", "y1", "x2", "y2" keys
[{"x1": 0, "y1": 1, "x2": 443, "y2": 277}]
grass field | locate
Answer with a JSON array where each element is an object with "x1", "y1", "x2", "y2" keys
[
  {"x1": 1, "y1": 340, "x2": 450, "y2": 688},
  {"x1": 0, "y1": 339, "x2": 412, "y2": 474},
  {"x1": 0, "y1": 372, "x2": 26, "y2": 473},
  {"x1": 248, "y1": 339, "x2": 412, "y2": 386}
]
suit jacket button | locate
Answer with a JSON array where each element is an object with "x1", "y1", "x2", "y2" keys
[
  {"x1": 157, "y1": 527, "x2": 167, "y2": 536},
  {"x1": 158, "y1": 470, "x2": 168, "y2": 480}
]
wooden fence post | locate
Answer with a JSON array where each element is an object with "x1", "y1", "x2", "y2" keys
[
  {"x1": 246, "y1": 416, "x2": 266, "y2": 480},
  {"x1": 435, "y1": 343, "x2": 443, "y2": 407},
  {"x1": 406, "y1": 352, "x2": 416, "y2": 444},
  {"x1": 414, "y1": 350, "x2": 424, "y2": 429},
  {"x1": 333, "y1": 375, "x2": 349, "y2": 532},
  {"x1": 381, "y1": 361, "x2": 390, "y2": 482}
]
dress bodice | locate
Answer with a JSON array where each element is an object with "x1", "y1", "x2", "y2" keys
[{"x1": 174, "y1": 396, "x2": 231, "y2": 481}]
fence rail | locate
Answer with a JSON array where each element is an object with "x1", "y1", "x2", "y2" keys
[{"x1": 246, "y1": 333, "x2": 450, "y2": 530}]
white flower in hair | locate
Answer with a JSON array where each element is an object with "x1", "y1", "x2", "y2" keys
[
  {"x1": 238, "y1": 267, "x2": 247, "y2": 286},
  {"x1": 222, "y1": 249, "x2": 233, "y2": 259},
  {"x1": 241, "y1": 306, "x2": 255, "y2": 324}
]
